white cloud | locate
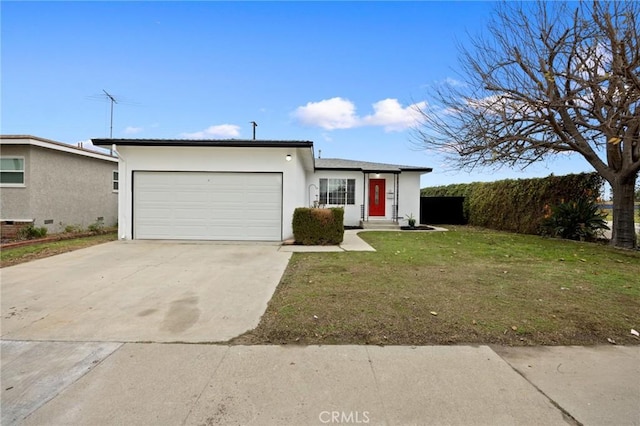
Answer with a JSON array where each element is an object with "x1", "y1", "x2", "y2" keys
[
  {"x1": 444, "y1": 77, "x2": 466, "y2": 87},
  {"x1": 124, "y1": 126, "x2": 143, "y2": 135},
  {"x1": 292, "y1": 97, "x2": 425, "y2": 132},
  {"x1": 291, "y1": 97, "x2": 358, "y2": 130},
  {"x1": 361, "y1": 98, "x2": 426, "y2": 132},
  {"x1": 180, "y1": 124, "x2": 241, "y2": 139}
]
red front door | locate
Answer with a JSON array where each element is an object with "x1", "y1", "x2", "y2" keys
[{"x1": 369, "y1": 179, "x2": 386, "y2": 216}]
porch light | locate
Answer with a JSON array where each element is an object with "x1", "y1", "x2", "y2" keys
[{"x1": 286, "y1": 154, "x2": 292, "y2": 161}]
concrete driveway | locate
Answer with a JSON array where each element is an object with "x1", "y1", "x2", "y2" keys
[{"x1": 1, "y1": 241, "x2": 291, "y2": 343}]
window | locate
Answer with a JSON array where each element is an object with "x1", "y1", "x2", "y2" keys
[
  {"x1": 319, "y1": 178, "x2": 355, "y2": 205},
  {"x1": 112, "y1": 170, "x2": 119, "y2": 192},
  {"x1": 0, "y1": 158, "x2": 25, "y2": 186}
]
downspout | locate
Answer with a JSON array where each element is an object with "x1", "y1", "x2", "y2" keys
[
  {"x1": 395, "y1": 173, "x2": 400, "y2": 223},
  {"x1": 362, "y1": 172, "x2": 367, "y2": 222}
]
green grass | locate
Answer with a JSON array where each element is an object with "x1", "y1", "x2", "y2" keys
[
  {"x1": 236, "y1": 227, "x2": 640, "y2": 346},
  {"x1": 1, "y1": 232, "x2": 117, "y2": 267}
]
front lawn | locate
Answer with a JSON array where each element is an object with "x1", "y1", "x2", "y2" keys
[{"x1": 235, "y1": 227, "x2": 640, "y2": 346}]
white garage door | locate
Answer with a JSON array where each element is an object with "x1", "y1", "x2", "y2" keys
[{"x1": 133, "y1": 171, "x2": 282, "y2": 241}]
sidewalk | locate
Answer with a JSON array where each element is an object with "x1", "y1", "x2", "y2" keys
[{"x1": 2, "y1": 341, "x2": 638, "y2": 425}]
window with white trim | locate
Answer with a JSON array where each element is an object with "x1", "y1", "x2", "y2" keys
[
  {"x1": 112, "y1": 170, "x2": 119, "y2": 192},
  {"x1": 319, "y1": 178, "x2": 355, "y2": 205},
  {"x1": 0, "y1": 157, "x2": 25, "y2": 186}
]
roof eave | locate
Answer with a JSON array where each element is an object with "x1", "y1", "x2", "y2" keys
[
  {"x1": 400, "y1": 168, "x2": 433, "y2": 173},
  {"x1": 314, "y1": 166, "x2": 363, "y2": 172},
  {"x1": 1, "y1": 135, "x2": 118, "y2": 162},
  {"x1": 315, "y1": 166, "x2": 433, "y2": 173},
  {"x1": 92, "y1": 138, "x2": 314, "y2": 148}
]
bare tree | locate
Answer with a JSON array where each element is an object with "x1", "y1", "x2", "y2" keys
[{"x1": 415, "y1": 1, "x2": 639, "y2": 249}]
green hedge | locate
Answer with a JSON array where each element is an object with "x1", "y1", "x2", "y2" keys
[
  {"x1": 421, "y1": 173, "x2": 603, "y2": 235},
  {"x1": 292, "y1": 208, "x2": 344, "y2": 245}
]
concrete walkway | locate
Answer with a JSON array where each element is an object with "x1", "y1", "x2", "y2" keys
[
  {"x1": 280, "y1": 227, "x2": 449, "y2": 253},
  {"x1": 2, "y1": 341, "x2": 638, "y2": 425}
]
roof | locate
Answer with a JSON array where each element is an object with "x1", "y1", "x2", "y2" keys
[
  {"x1": 92, "y1": 138, "x2": 314, "y2": 148},
  {"x1": 0, "y1": 135, "x2": 118, "y2": 162},
  {"x1": 88, "y1": 139, "x2": 432, "y2": 173},
  {"x1": 315, "y1": 158, "x2": 432, "y2": 173}
]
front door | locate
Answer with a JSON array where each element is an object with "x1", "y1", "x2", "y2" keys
[{"x1": 369, "y1": 179, "x2": 386, "y2": 216}]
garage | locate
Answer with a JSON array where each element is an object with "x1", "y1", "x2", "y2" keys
[{"x1": 133, "y1": 171, "x2": 282, "y2": 241}]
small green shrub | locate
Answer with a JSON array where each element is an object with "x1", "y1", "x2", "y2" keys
[
  {"x1": 292, "y1": 208, "x2": 344, "y2": 245},
  {"x1": 88, "y1": 219, "x2": 105, "y2": 234},
  {"x1": 541, "y1": 199, "x2": 609, "y2": 241},
  {"x1": 64, "y1": 224, "x2": 83, "y2": 233},
  {"x1": 17, "y1": 225, "x2": 48, "y2": 240},
  {"x1": 406, "y1": 213, "x2": 417, "y2": 227}
]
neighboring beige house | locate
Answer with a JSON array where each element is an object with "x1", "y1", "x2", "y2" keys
[{"x1": 0, "y1": 135, "x2": 118, "y2": 238}]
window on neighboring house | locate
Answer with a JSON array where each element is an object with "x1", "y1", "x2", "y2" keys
[
  {"x1": 0, "y1": 157, "x2": 25, "y2": 186},
  {"x1": 112, "y1": 170, "x2": 119, "y2": 192},
  {"x1": 319, "y1": 178, "x2": 356, "y2": 205}
]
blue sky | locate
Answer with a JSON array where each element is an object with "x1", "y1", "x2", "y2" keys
[{"x1": 1, "y1": 1, "x2": 597, "y2": 188}]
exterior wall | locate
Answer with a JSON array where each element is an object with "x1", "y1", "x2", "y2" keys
[
  {"x1": 304, "y1": 171, "x2": 425, "y2": 226},
  {"x1": 0, "y1": 145, "x2": 31, "y2": 220},
  {"x1": 1, "y1": 143, "x2": 118, "y2": 234},
  {"x1": 306, "y1": 170, "x2": 365, "y2": 226},
  {"x1": 117, "y1": 145, "x2": 311, "y2": 240},
  {"x1": 28, "y1": 146, "x2": 118, "y2": 232},
  {"x1": 290, "y1": 151, "x2": 310, "y2": 233},
  {"x1": 397, "y1": 172, "x2": 422, "y2": 226}
]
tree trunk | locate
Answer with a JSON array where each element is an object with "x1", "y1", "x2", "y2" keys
[{"x1": 610, "y1": 175, "x2": 638, "y2": 249}]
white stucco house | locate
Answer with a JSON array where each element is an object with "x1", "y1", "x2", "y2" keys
[{"x1": 92, "y1": 138, "x2": 432, "y2": 241}]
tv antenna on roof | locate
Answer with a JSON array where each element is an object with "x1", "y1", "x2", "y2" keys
[
  {"x1": 86, "y1": 90, "x2": 121, "y2": 139},
  {"x1": 103, "y1": 90, "x2": 118, "y2": 138}
]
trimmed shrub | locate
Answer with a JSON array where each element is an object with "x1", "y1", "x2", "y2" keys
[
  {"x1": 292, "y1": 207, "x2": 344, "y2": 245},
  {"x1": 421, "y1": 173, "x2": 603, "y2": 235}
]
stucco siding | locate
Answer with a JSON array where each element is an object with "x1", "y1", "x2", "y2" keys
[
  {"x1": 0, "y1": 145, "x2": 31, "y2": 219},
  {"x1": 305, "y1": 170, "x2": 424, "y2": 226},
  {"x1": 398, "y1": 173, "x2": 422, "y2": 225},
  {"x1": 27, "y1": 146, "x2": 118, "y2": 232},
  {"x1": 307, "y1": 170, "x2": 364, "y2": 226}
]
